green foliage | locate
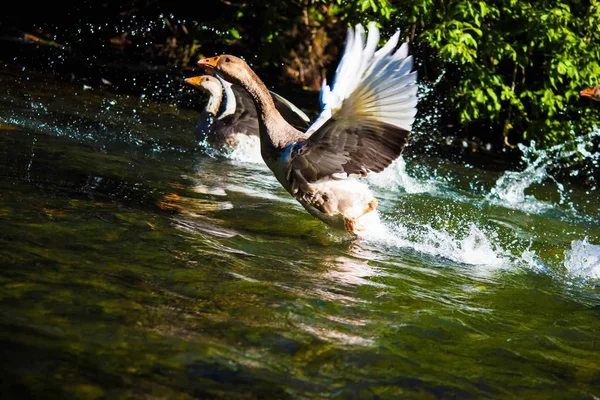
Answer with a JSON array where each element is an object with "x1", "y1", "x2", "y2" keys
[
  {"x1": 316, "y1": 0, "x2": 395, "y2": 21},
  {"x1": 403, "y1": 0, "x2": 600, "y2": 146}
]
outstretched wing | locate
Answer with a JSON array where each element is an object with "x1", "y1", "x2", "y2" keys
[{"x1": 291, "y1": 22, "x2": 417, "y2": 181}]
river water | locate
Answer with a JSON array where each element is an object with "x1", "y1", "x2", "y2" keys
[{"x1": 1, "y1": 65, "x2": 599, "y2": 399}]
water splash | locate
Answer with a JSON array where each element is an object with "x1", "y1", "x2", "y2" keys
[
  {"x1": 227, "y1": 134, "x2": 264, "y2": 165},
  {"x1": 367, "y1": 156, "x2": 436, "y2": 194},
  {"x1": 354, "y1": 213, "x2": 570, "y2": 280},
  {"x1": 563, "y1": 238, "x2": 600, "y2": 280},
  {"x1": 486, "y1": 129, "x2": 600, "y2": 214},
  {"x1": 361, "y1": 217, "x2": 505, "y2": 268}
]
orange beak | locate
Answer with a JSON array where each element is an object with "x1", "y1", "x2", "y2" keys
[
  {"x1": 580, "y1": 87, "x2": 596, "y2": 98},
  {"x1": 197, "y1": 56, "x2": 220, "y2": 72},
  {"x1": 184, "y1": 76, "x2": 203, "y2": 88}
]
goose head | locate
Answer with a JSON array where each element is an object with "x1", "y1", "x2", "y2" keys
[
  {"x1": 197, "y1": 55, "x2": 258, "y2": 90},
  {"x1": 184, "y1": 75, "x2": 225, "y2": 118},
  {"x1": 184, "y1": 75, "x2": 222, "y2": 97}
]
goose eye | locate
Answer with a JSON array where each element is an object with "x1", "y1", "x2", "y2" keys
[{"x1": 225, "y1": 57, "x2": 231, "y2": 63}]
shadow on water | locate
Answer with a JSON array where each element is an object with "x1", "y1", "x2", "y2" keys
[{"x1": 0, "y1": 62, "x2": 600, "y2": 399}]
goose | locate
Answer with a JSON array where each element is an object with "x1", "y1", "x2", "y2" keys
[
  {"x1": 184, "y1": 74, "x2": 311, "y2": 153},
  {"x1": 196, "y1": 22, "x2": 418, "y2": 237},
  {"x1": 580, "y1": 85, "x2": 600, "y2": 102}
]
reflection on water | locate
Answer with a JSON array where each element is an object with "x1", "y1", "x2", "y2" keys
[{"x1": 1, "y1": 66, "x2": 600, "y2": 399}]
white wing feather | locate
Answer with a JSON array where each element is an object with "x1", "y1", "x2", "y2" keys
[{"x1": 305, "y1": 22, "x2": 417, "y2": 136}]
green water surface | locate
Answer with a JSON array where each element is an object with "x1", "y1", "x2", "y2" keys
[{"x1": 0, "y1": 67, "x2": 599, "y2": 399}]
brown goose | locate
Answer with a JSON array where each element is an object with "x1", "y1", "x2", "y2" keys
[
  {"x1": 580, "y1": 85, "x2": 600, "y2": 102},
  {"x1": 196, "y1": 22, "x2": 418, "y2": 237},
  {"x1": 184, "y1": 74, "x2": 310, "y2": 154}
]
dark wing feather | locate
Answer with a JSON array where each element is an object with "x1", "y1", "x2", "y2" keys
[
  {"x1": 290, "y1": 116, "x2": 410, "y2": 182},
  {"x1": 201, "y1": 84, "x2": 259, "y2": 140}
]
